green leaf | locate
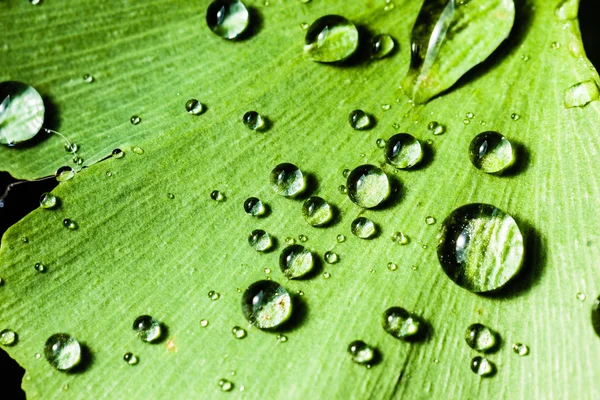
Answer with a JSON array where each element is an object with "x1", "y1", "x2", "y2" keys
[{"x1": 2, "y1": 0, "x2": 600, "y2": 398}]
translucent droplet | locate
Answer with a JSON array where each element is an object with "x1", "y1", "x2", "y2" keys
[
  {"x1": 264, "y1": 267, "x2": 271, "y2": 274},
  {"x1": 469, "y1": 132, "x2": 515, "y2": 174},
  {"x1": 300, "y1": 22, "x2": 309, "y2": 30},
  {"x1": 323, "y1": 272, "x2": 331, "y2": 279},
  {"x1": 132, "y1": 315, "x2": 162, "y2": 343},
  {"x1": 285, "y1": 237, "x2": 296, "y2": 245},
  {"x1": 371, "y1": 34, "x2": 395, "y2": 59},
  {"x1": 44, "y1": 333, "x2": 81, "y2": 371},
  {"x1": 270, "y1": 163, "x2": 305, "y2": 197},
  {"x1": 34, "y1": 262, "x2": 46, "y2": 273},
  {"x1": 211, "y1": 190, "x2": 225, "y2": 202},
  {"x1": 83, "y1": 74, "x2": 94, "y2": 83},
  {"x1": 62, "y1": 218, "x2": 78, "y2": 230},
  {"x1": 298, "y1": 234, "x2": 308, "y2": 242},
  {"x1": 0, "y1": 81, "x2": 45, "y2": 145},
  {"x1": 123, "y1": 352, "x2": 139, "y2": 365},
  {"x1": 0, "y1": 329, "x2": 17, "y2": 346},
  {"x1": 437, "y1": 203, "x2": 524, "y2": 293},
  {"x1": 64, "y1": 141, "x2": 78, "y2": 153},
  {"x1": 208, "y1": 290, "x2": 221, "y2": 300},
  {"x1": 279, "y1": 245, "x2": 314, "y2": 279},
  {"x1": 29, "y1": 0, "x2": 42, "y2": 4},
  {"x1": 555, "y1": 0, "x2": 578, "y2": 20},
  {"x1": 243, "y1": 111, "x2": 265, "y2": 131},
  {"x1": 512, "y1": 343, "x2": 529, "y2": 356},
  {"x1": 463, "y1": 119, "x2": 470, "y2": 125},
  {"x1": 342, "y1": 169, "x2": 351, "y2": 178},
  {"x1": 351, "y1": 217, "x2": 377, "y2": 239},
  {"x1": 277, "y1": 334, "x2": 288, "y2": 343},
  {"x1": 425, "y1": 216, "x2": 436, "y2": 225},
  {"x1": 40, "y1": 193, "x2": 57, "y2": 209},
  {"x1": 387, "y1": 262, "x2": 398, "y2": 271},
  {"x1": 55, "y1": 166, "x2": 75, "y2": 182},
  {"x1": 219, "y1": 378, "x2": 234, "y2": 391},
  {"x1": 185, "y1": 99, "x2": 205, "y2": 115},
  {"x1": 336, "y1": 234, "x2": 346, "y2": 243},
  {"x1": 106, "y1": 171, "x2": 113, "y2": 178},
  {"x1": 550, "y1": 41, "x2": 561, "y2": 50},
  {"x1": 130, "y1": 116, "x2": 141, "y2": 125},
  {"x1": 427, "y1": 121, "x2": 445, "y2": 135},
  {"x1": 381, "y1": 104, "x2": 391, "y2": 111},
  {"x1": 167, "y1": 193, "x2": 175, "y2": 200},
  {"x1": 112, "y1": 148, "x2": 124, "y2": 159},
  {"x1": 338, "y1": 185, "x2": 348, "y2": 194},
  {"x1": 591, "y1": 296, "x2": 600, "y2": 337},
  {"x1": 200, "y1": 319, "x2": 209, "y2": 327},
  {"x1": 206, "y1": 0, "x2": 249, "y2": 40},
  {"x1": 232, "y1": 326, "x2": 247, "y2": 339},
  {"x1": 471, "y1": 356, "x2": 495, "y2": 377},
  {"x1": 465, "y1": 323, "x2": 497, "y2": 352},
  {"x1": 348, "y1": 110, "x2": 372, "y2": 130},
  {"x1": 346, "y1": 165, "x2": 391, "y2": 208},
  {"x1": 564, "y1": 80, "x2": 600, "y2": 108},
  {"x1": 376, "y1": 138, "x2": 386, "y2": 148},
  {"x1": 242, "y1": 280, "x2": 292, "y2": 329},
  {"x1": 248, "y1": 229, "x2": 273, "y2": 252},
  {"x1": 324, "y1": 251, "x2": 339, "y2": 264},
  {"x1": 391, "y1": 231, "x2": 408, "y2": 245},
  {"x1": 347, "y1": 340, "x2": 375, "y2": 365},
  {"x1": 466, "y1": 112, "x2": 474, "y2": 119},
  {"x1": 297, "y1": 290, "x2": 304, "y2": 296},
  {"x1": 302, "y1": 196, "x2": 333, "y2": 227},
  {"x1": 244, "y1": 197, "x2": 265, "y2": 217},
  {"x1": 382, "y1": 307, "x2": 422, "y2": 340},
  {"x1": 577, "y1": 292, "x2": 586, "y2": 301},
  {"x1": 385, "y1": 133, "x2": 423, "y2": 169},
  {"x1": 132, "y1": 146, "x2": 144, "y2": 155},
  {"x1": 510, "y1": 113, "x2": 520, "y2": 121},
  {"x1": 304, "y1": 15, "x2": 359, "y2": 63}
]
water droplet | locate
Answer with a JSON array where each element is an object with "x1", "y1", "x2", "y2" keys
[
  {"x1": 300, "y1": 22, "x2": 309, "y2": 30},
  {"x1": 0, "y1": 81, "x2": 45, "y2": 145},
  {"x1": 185, "y1": 99, "x2": 205, "y2": 115},
  {"x1": 248, "y1": 229, "x2": 273, "y2": 252},
  {"x1": 304, "y1": 15, "x2": 359, "y2": 63},
  {"x1": 243, "y1": 197, "x2": 266, "y2": 217},
  {"x1": 391, "y1": 231, "x2": 409, "y2": 245},
  {"x1": 64, "y1": 141, "x2": 78, "y2": 153},
  {"x1": 376, "y1": 138, "x2": 386, "y2": 148},
  {"x1": 556, "y1": 0, "x2": 578, "y2": 20},
  {"x1": 0, "y1": 329, "x2": 17, "y2": 346},
  {"x1": 471, "y1": 356, "x2": 495, "y2": 377},
  {"x1": 55, "y1": 166, "x2": 75, "y2": 182},
  {"x1": 232, "y1": 326, "x2": 247, "y2": 339},
  {"x1": 347, "y1": 165, "x2": 390, "y2": 208},
  {"x1": 385, "y1": 133, "x2": 423, "y2": 169},
  {"x1": 132, "y1": 146, "x2": 144, "y2": 155},
  {"x1": 550, "y1": 41, "x2": 561, "y2": 50},
  {"x1": 34, "y1": 262, "x2": 46, "y2": 273},
  {"x1": 338, "y1": 185, "x2": 348, "y2": 194},
  {"x1": 270, "y1": 163, "x2": 305, "y2": 197},
  {"x1": 206, "y1": 0, "x2": 249, "y2": 39},
  {"x1": 371, "y1": 34, "x2": 395, "y2": 59},
  {"x1": 35, "y1": 353, "x2": 41, "y2": 359},
  {"x1": 39, "y1": 193, "x2": 57, "y2": 209},
  {"x1": 381, "y1": 104, "x2": 391, "y2": 111},
  {"x1": 342, "y1": 169, "x2": 351, "y2": 178},
  {"x1": 277, "y1": 334, "x2": 288, "y2": 343},
  {"x1": 243, "y1": 111, "x2": 265, "y2": 131},
  {"x1": 510, "y1": 113, "x2": 520, "y2": 121},
  {"x1": 297, "y1": 290, "x2": 304, "y2": 296},
  {"x1": 200, "y1": 319, "x2": 209, "y2": 327},
  {"x1": 425, "y1": 216, "x2": 436, "y2": 225},
  {"x1": 62, "y1": 219, "x2": 78, "y2": 230},
  {"x1": 285, "y1": 237, "x2": 296, "y2": 245},
  {"x1": 465, "y1": 323, "x2": 497, "y2": 352},
  {"x1": 466, "y1": 112, "x2": 474, "y2": 119},
  {"x1": 130, "y1": 116, "x2": 141, "y2": 125},
  {"x1": 242, "y1": 280, "x2": 292, "y2": 329},
  {"x1": 83, "y1": 74, "x2": 94, "y2": 83},
  {"x1": 347, "y1": 340, "x2": 375, "y2": 365},
  {"x1": 239, "y1": 385, "x2": 245, "y2": 392},
  {"x1": 132, "y1": 315, "x2": 162, "y2": 343},
  {"x1": 336, "y1": 234, "x2": 346, "y2": 243},
  {"x1": 382, "y1": 307, "x2": 422, "y2": 340},
  {"x1": 348, "y1": 110, "x2": 372, "y2": 130},
  {"x1": 324, "y1": 251, "x2": 339, "y2": 264},
  {"x1": 279, "y1": 245, "x2": 314, "y2": 279},
  {"x1": 427, "y1": 121, "x2": 445, "y2": 135},
  {"x1": 469, "y1": 132, "x2": 515, "y2": 174},
  {"x1": 123, "y1": 352, "x2": 139, "y2": 365},
  {"x1": 463, "y1": 119, "x2": 470, "y2": 125},
  {"x1": 302, "y1": 196, "x2": 333, "y2": 227},
  {"x1": 167, "y1": 193, "x2": 175, "y2": 199},
  {"x1": 591, "y1": 296, "x2": 600, "y2": 337},
  {"x1": 264, "y1": 268, "x2": 271, "y2": 274},
  {"x1": 323, "y1": 272, "x2": 331, "y2": 279},
  {"x1": 106, "y1": 171, "x2": 113, "y2": 177},
  {"x1": 521, "y1": 54, "x2": 530, "y2": 61},
  {"x1": 208, "y1": 290, "x2": 221, "y2": 300},
  {"x1": 512, "y1": 342, "x2": 529, "y2": 356},
  {"x1": 577, "y1": 292, "x2": 586, "y2": 301},
  {"x1": 351, "y1": 217, "x2": 377, "y2": 239},
  {"x1": 211, "y1": 190, "x2": 225, "y2": 202},
  {"x1": 387, "y1": 262, "x2": 398, "y2": 271},
  {"x1": 564, "y1": 80, "x2": 600, "y2": 108},
  {"x1": 437, "y1": 203, "x2": 524, "y2": 293},
  {"x1": 44, "y1": 333, "x2": 81, "y2": 371}
]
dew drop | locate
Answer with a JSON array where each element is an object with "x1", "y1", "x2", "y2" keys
[
  {"x1": 297, "y1": 290, "x2": 304, "y2": 296},
  {"x1": 112, "y1": 148, "x2": 124, "y2": 159},
  {"x1": 371, "y1": 34, "x2": 395, "y2": 59},
  {"x1": 466, "y1": 112, "x2": 474, "y2": 119},
  {"x1": 208, "y1": 290, "x2": 221, "y2": 300},
  {"x1": 465, "y1": 323, "x2": 497, "y2": 352},
  {"x1": 471, "y1": 356, "x2": 495, "y2": 377},
  {"x1": 382, "y1": 307, "x2": 422, "y2": 340},
  {"x1": 277, "y1": 334, "x2": 288, "y2": 343},
  {"x1": 564, "y1": 80, "x2": 600, "y2": 108},
  {"x1": 577, "y1": 292, "x2": 586, "y2": 301},
  {"x1": 469, "y1": 132, "x2": 515, "y2": 174},
  {"x1": 302, "y1": 196, "x2": 333, "y2": 227},
  {"x1": 0, "y1": 81, "x2": 45, "y2": 145},
  {"x1": 347, "y1": 340, "x2": 375, "y2": 365},
  {"x1": 248, "y1": 229, "x2": 273, "y2": 252},
  {"x1": 512, "y1": 343, "x2": 529, "y2": 356},
  {"x1": 243, "y1": 111, "x2": 265, "y2": 131},
  {"x1": 206, "y1": 0, "x2": 249, "y2": 40},
  {"x1": 0, "y1": 329, "x2": 17, "y2": 346},
  {"x1": 391, "y1": 231, "x2": 408, "y2": 245},
  {"x1": 132, "y1": 315, "x2": 162, "y2": 343},
  {"x1": 427, "y1": 121, "x2": 445, "y2": 135},
  {"x1": 123, "y1": 352, "x2": 139, "y2": 365},
  {"x1": 34, "y1": 262, "x2": 46, "y2": 273},
  {"x1": 300, "y1": 22, "x2": 309, "y2": 30},
  {"x1": 279, "y1": 245, "x2": 314, "y2": 279},
  {"x1": 550, "y1": 41, "x2": 561, "y2": 50},
  {"x1": 200, "y1": 319, "x2": 209, "y2": 327},
  {"x1": 285, "y1": 237, "x2": 296, "y2": 245},
  {"x1": 132, "y1": 146, "x2": 144, "y2": 155},
  {"x1": 83, "y1": 74, "x2": 94, "y2": 83},
  {"x1": 62, "y1": 218, "x2": 78, "y2": 230},
  {"x1": 55, "y1": 166, "x2": 75, "y2": 182},
  {"x1": 130, "y1": 116, "x2": 141, "y2": 125},
  {"x1": 167, "y1": 193, "x2": 175, "y2": 199},
  {"x1": 336, "y1": 234, "x2": 346, "y2": 243},
  {"x1": 243, "y1": 197, "x2": 265, "y2": 217},
  {"x1": 264, "y1": 268, "x2": 271, "y2": 274},
  {"x1": 44, "y1": 333, "x2": 81, "y2": 371},
  {"x1": 387, "y1": 262, "x2": 398, "y2": 271},
  {"x1": 304, "y1": 15, "x2": 359, "y2": 63},
  {"x1": 323, "y1": 272, "x2": 331, "y2": 279},
  {"x1": 425, "y1": 216, "x2": 436, "y2": 225},
  {"x1": 211, "y1": 190, "x2": 225, "y2": 202},
  {"x1": 342, "y1": 169, "x2": 351, "y2": 178},
  {"x1": 591, "y1": 295, "x2": 600, "y2": 337},
  {"x1": 351, "y1": 217, "x2": 377, "y2": 239},
  {"x1": 298, "y1": 234, "x2": 308, "y2": 242},
  {"x1": 338, "y1": 185, "x2": 348, "y2": 194},
  {"x1": 242, "y1": 280, "x2": 291, "y2": 329},
  {"x1": 29, "y1": 0, "x2": 42, "y2": 4},
  {"x1": 232, "y1": 326, "x2": 247, "y2": 339},
  {"x1": 40, "y1": 193, "x2": 57, "y2": 209},
  {"x1": 381, "y1": 104, "x2": 391, "y2": 111},
  {"x1": 463, "y1": 119, "x2": 470, "y2": 125},
  {"x1": 185, "y1": 99, "x2": 205, "y2": 115},
  {"x1": 346, "y1": 165, "x2": 390, "y2": 208},
  {"x1": 324, "y1": 251, "x2": 339, "y2": 264},
  {"x1": 270, "y1": 163, "x2": 305, "y2": 197},
  {"x1": 510, "y1": 113, "x2": 520, "y2": 121},
  {"x1": 385, "y1": 133, "x2": 423, "y2": 169},
  {"x1": 349, "y1": 109, "x2": 372, "y2": 130},
  {"x1": 106, "y1": 171, "x2": 113, "y2": 178}
]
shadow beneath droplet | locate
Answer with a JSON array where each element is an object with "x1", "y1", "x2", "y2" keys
[
  {"x1": 580, "y1": 0, "x2": 600, "y2": 70},
  {"x1": 67, "y1": 343, "x2": 93, "y2": 374},
  {"x1": 12, "y1": 96, "x2": 60, "y2": 149},
  {"x1": 372, "y1": 174, "x2": 403, "y2": 211},
  {"x1": 275, "y1": 293, "x2": 308, "y2": 332},
  {"x1": 411, "y1": 140, "x2": 435, "y2": 171},
  {"x1": 321, "y1": 203, "x2": 341, "y2": 228},
  {"x1": 290, "y1": 251, "x2": 322, "y2": 281},
  {"x1": 294, "y1": 173, "x2": 318, "y2": 201},
  {"x1": 264, "y1": 235, "x2": 278, "y2": 253},
  {"x1": 501, "y1": 141, "x2": 529, "y2": 177},
  {"x1": 367, "y1": 347, "x2": 383, "y2": 367},
  {"x1": 155, "y1": 323, "x2": 170, "y2": 344},
  {"x1": 405, "y1": 317, "x2": 433, "y2": 344},
  {"x1": 258, "y1": 116, "x2": 272, "y2": 132},
  {"x1": 237, "y1": 7, "x2": 263, "y2": 41}
]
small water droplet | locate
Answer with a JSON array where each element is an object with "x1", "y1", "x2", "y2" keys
[
  {"x1": 304, "y1": 15, "x2": 359, "y2": 63},
  {"x1": 111, "y1": 149, "x2": 124, "y2": 159},
  {"x1": 342, "y1": 169, "x2": 351, "y2": 178},
  {"x1": 270, "y1": 163, "x2": 305, "y2": 197},
  {"x1": 55, "y1": 166, "x2": 75, "y2": 182},
  {"x1": 425, "y1": 216, "x2": 436, "y2": 225},
  {"x1": 280, "y1": 245, "x2": 314, "y2": 278},
  {"x1": 520, "y1": 54, "x2": 530, "y2": 61},
  {"x1": 242, "y1": 280, "x2": 292, "y2": 329},
  {"x1": 185, "y1": 99, "x2": 205, "y2": 115},
  {"x1": 277, "y1": 334, "x2": 288, "y2": 343},
  {"x1": 351, "y1": 217, "x2": 377, "y2": 239},
  {"x1": 133, "y1": 315, "x2": 162, "y2": 343},
  {"x1": 35, "y1": 353, "x2": 41, "y2": 359},
  {"x1": 510, "y1": 113, "x2": 520, "y2": 121},
  {"x1": 381, "y1": 104, "x2": 391, "y2": 111},
  {"x1": 348, "y1": 110, "x2": 372, "y2": 130},
  {"x1": 130, "y1": 116, "x2": 141, "y2": 125},
  {"x1": 427, "y1": 121, "x2": 445, "y2": 135},
  {"x1": 232, "y1": 326, "x2": 247, "y2": 339},
  {"x1": 465, "y1": 323, "x2": 497, "y2": 352},
  {"x1": 264, "y1": 268, "x2": 271, "y2": 274},
  {"x1": 392, "y1": 123, "x2": 400, "y2": 129},
  {"x1": 297, "y1": 290, "x2": 304, "y2": 296},
  {"x1": 300, "y1": 22, "x2": 309, "y2": 30},
  {"x1": 200, "y1": 319, "x2": 209, "y2": 327},
  {"x1": 577, "y1": 292, "x2": 586, "y2": 301},
  {"x1": 106, "y1": 171, "x2": 113, "y2": 177},
  {"x1": 302, "y1": 196, "x2": 333, "y2": 227},
  {"x1": 64, "y1": 142, "x2": 78, "y2": 153},
  {"x1": 39, "y1": 192, "x2": 57, "y2": 209},
  {"x1": 206, "y1": 0, "x2": 249, "y2": 39},
  {"x1": 324, "y1": 251, "x2": 339, "y2": 264},
  {"x1": 469, "y1": 132, "x2": 515, "y2": 174},
  {"x1": 0, "y1": 329, "x2": 17, "y2": 346},
  {"x1": 243, "y1": 111, "x2": 266, "y2": 131},
  {"x1": 34, "y1": 262, "x2": 46, "y2": 273},
  {"x1": 376, "y1": 138, "x2": 386, "y2": 148},
  {"x1": 338, "y1": 185, "x2": 348, "y2": 194},
  {"x1": 391, "y1": 231, "x2": 408, "y2": 245},
  {"x1": 123, "y1": 352, "x2": 139, "y2": 365},
  {"x1": 387, "y1": 262, "x2": 398, "y2": 271},
  {"x1": 564, "y1": 80, "x2": 600, "y2": 108},
  {"x1": 385, "y1": 133, "x2": 423, "y2": 169},
  {"x1": 371, "y1": 34, "x2": 395, "y2": 59},
  {"x1": 323, "y1": 272, "x2": 331, "y2": 279},
  {"x1": 348, "y1": 340, "x2": 375, "y2": 365},
  {"x1": 285, "y1": 237, "x2": 296, "y2": 245},
  {"x1": 512, "y1": 342, "x2": 529, "y2": 356},
  {"x1": 347, "y1": 165, "x2": 391, "y2": 208},
  {"x1": 44, "y1": 333, "x2": 81, "y2": 371},
  {"x1": 248, "y1": 229, "x2": 273, "y2": 252},
  {"x1": 62, "y1": 218, "x2": 78, "y2": 230},
  {"x1": 550, "y1": 41, "x2": 561, "y2": 50},
  {"x1": 466, "y1": 112, "x2": 475, "y2": 119},
  {"x1": 243, "y1": 197, "x2": 265, "y2": 216},
  {"x1": 132, "y1": 146, "x2": 144, "y2": 155},
  {"x1": 210, "y1": 190, "x2": 225, "y2": 202},
  {"x1": 336, "y1": 234, "x2": 346, "y2": 243},
  {"x1": 167, "y1": 193, "x2": 175, "y2": 199},
  {"x1": 83, "y1": 74, "x2": 94, "y2": 83},
  {"x1": 463, "y1": 119, "x2": 471, "y2": 125},
  {"x1": 219, "y1": 378, "x2": 234, "y2": 391},
  {"x1": 471, "y1": 356, "x2": 495, "y2": 377},
  {"x1": 382, "y1": 307, "x2": 422, "y2": 340},
  {"x1": 208, "y1": 290, "x2": 221, "y2": 300},
  {"x1": 0, "y1": 81, "x2": 45, "y2": 145}
]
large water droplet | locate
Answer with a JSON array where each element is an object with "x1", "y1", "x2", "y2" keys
[
  {"x1": 0, "y1": 81, "x2": 45, "y2": 145},
  {"x1": 210, "y1": 190, "x2": 225, "y2": 202},
  {"x1": 242, "y1": 280, "x2": 292, "y2": 329},
  {"x1": 40, "y1": 193, "x2": 57, "y2": 209},
  {"x1": 469, "y1": 132, "x2": 515, "y2": 174},
  {"x1": 351, "y1": 217, "x2": 377, "y2": 239},
  {"x1": 371, "y1": 34, "x2": 395, "y2": 59},
  {"x1": 132, "y1": 315, "x2": 162, "y2": 343},
  {"x1": 0, "y1": 329, "x2": 17, "y2": 346},
  {"x1": 302, "y1": 196, "x2": 333, "y2": 226},
  {"x1": 470, "y1": 356, "x2": 495, "y2": 377},
  {"x1": 437, "y1": 203, "x2": 524, "y2": 293},
  {"x1": 348, "y1": 110, "x2": 372, "y2": 130},
  {"x1": 244, "y1": 197, "x2": 266, "y2": 216},
  {"x1": 279, "y1": 245, "x2": 314, "y2": 279},
  {"x1": 243, "y1": 111, "x2": 265, "y2": 131},
  {"x1": 304, "y1": 15, "x2": 359, "y2": 63},
  {"x1": 206, "y1": 0, "x2": 249, "y2": 40},
  {"x1": 44, "y1": 333, "x2": 81, "y2": 371},
  {"x1": 382, "y1": 307, "x2": 422, "y2": 340},
  {"x1": 593, "y1": 296, "x2": 600, "y2": 337},
  {"x1": 465, "y1": 323, "x2": 497, "y2": 352},
  {"x1": 185, "y1": 99, "x2": 205, "y2": 115},
  {"x1": 347, "y1": 340, "x2": 375, "y2": 365},
  {"x1": 385, "y1": 133, "x2": 423, "y2": 169},
  {"x1": 346, "y1": 165, "x2": 391, "y2": 208},
  {"x1": 248, "y1": 229, "x2": 273, "y2": 252},
  {"x1": 564, "y1": 80, "x2": 600, "y2": 108},
  {"x1": 270, "y1": 163, "x2": 305, "y2": 197}
]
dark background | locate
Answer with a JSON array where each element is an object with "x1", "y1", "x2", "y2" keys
[{"x1": 1, "y1": 1, "x2": 599, "y2": 398}]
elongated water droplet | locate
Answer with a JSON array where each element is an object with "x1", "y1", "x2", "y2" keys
[
  {"x1": 469, "y1": 132, "x2": 515, "y2": 174},
  {"x1": 298, "y1": 234, "x2": 308, "y2": 242},
  {"x1": 132, "y1": 315, "x2": 162, "y2": 343},
  {"x1": 371, "y1": 34, "x2": 395, "y2": 59},
  {"x1": 324, "y1": 251, "x2": 339, "y2": 264},
  {"x1": 347, "y1": 165, "x2": 390, "y2": 208},
  {"x1": 211, "y1": 190, "x2": 225, "y2": 202},
  {"x1": 0, "y1": 81, "x2": 45, "y2": 145},
  {"x1": 44, "y1": 333, "x2": 81, "y2": 371},
  {"x1": 132, "y1": 146, "x2": 144, "y2": 155},
  {"x1": 471, "y1": 356, "x2": 495, "y2": 377},
  {"x1": 62, "y1": 219, "x2": 78, "y2": 230},
  {"x1": 591, "y1": 296, "x2": 600, "y2": 337},
  {"x1": 111, "y1": 148, "x2": 124, "y2": 159},
  {"x1": 219, "y1": 379, "x2": 234, "y2": 391},
  {"x1": 279, "y1": 245, "x2": 314, "y2": 279},
  {"x1": 130, "y1": 116, "x2": 141, "y2": 125},
  {"x1": 437, "y1": 203, "x2": 524, "y2": 293},
  {"x1": 208, "y1": 290, "x2": 221, "y2": 300},
  {"x1": 512, "y1": 342, "x2": 529, "y2": 356},
  {"x1": 243, "y1": 111, "x2": 265, "y2": 131},
  {"x1": 0, "y1": 329, "x2": 17, "y2": 346},
  {"x1": 382, "y1": 307, "x2": 422, "y2": 340},
  {"x1": 347, "y1": 340, "x2": 375, "y2": 365},
  {"x1": 232, "y1": 326, "x2": 247, "y2": 339},
  {"x1": 427, "y1": 121, "x2": 445, "y2": 135},
  {"x1": 302, "y1": 196, "x2": 333, "y2": 227},
  {"x1": 465, "y1": 323, "x2": 497, "y2": 352},
  {"x1": 304, "y1": 15, "x2": 359, "y2": 63},
  {"x1": 83, "y1": 74, "x2": 94, "y2": 83},
  {"x1": 385, "y1": 133, "x2": 423, "y2": 169},
  {"x1": 270, "y1": 163, "x2": 305, "y2": 197},
  {"x1": 242, "y1": 280, "x2": 292, "y2": 329},
  {"x1": 206, "y1": 0, "x2": 249, "y2": 39},
  {"x1": 185, "y1": 99, "x2": 205, "y2": 115},
  {"x1": 564, "y1": 80, "x2": 600, "y2": 108},
  {"x1": 123, "y1": 352, "x2": 139, "y2": 365},
  {"x1": 40, "y1": 193, "x2": 57, "y2": 209},
  {"x1": 55, "y1": 166, "x2": 75, "y2": 182},
  {"x1": 351, "y1": 217, "x2": 377, "y2": 239},
  {"x1": 248, "y1": 229, "x2": 273, "y2": 252},
  {"x1": 349, "y1": 110, "x2": 372, "y2": 130},
  {"x1": 244, "y1": 197, "x2": 265, "y2": 216}
]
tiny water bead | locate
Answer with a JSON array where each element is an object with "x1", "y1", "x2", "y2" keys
[
  {"x1": 123, "y1": 352, "x2": 139, "y2": 365},
  {"x1": 342, "y1": 169, "x2": 351, "y2": 178},
  {"x1": 427, "y1": 121, "x2": 445, "y2": 135},
  {"x1": 437, "y1": 204, "x2": 524, "y2": 293},
  {"x1": 298, "y1": 234, "x2": 308, "y2": 242},
  {"x1": 425, "y1": 216, "x2": 436, "y2": 225},
  {"x1": 564, "y1": 80, "x2": 600, "y2": 108},
  {"x1": 371, "y1": 34, "x2": 395, "y2": 59},
  {"x1": 55, "y1": 166, "x2": 75, "y2": 182},
  {"x1": 130, "y1": 116, "x2": 141, "y2": 125},
  {"x1": 40, "y1": 193, "x2": 57, "y2": 209},
  {"x1": 302, "y1": 196, "x2": 333, "y2": 227},
  {"x1": 576, "y1": 292, "x2": 586, "y2": 301},
  {"x1": 83, "y1": 74, "x2": 94, "y2": 83},
  {"x1": 44, "y1": 333, "x2": 81, "y2": 371},
  {"x1": 387, "y1": 262, "x2": 398, "y2": 271},
  {"x1": 348, "y1": 109, "x2": 372, "y2": 130},
  {"x1": 385, "y1": 133, "x2": 423, "y2": 169},
  {"x1": 510, "y1": 113, "x2": 520, "y2": 121},
  {"x1": 324, "y1": 251, "x2": 339, "y2": 264},
  {"x1": 133, "y1": 315, "x2": 162, "y2": 343},
  {"x1": 512, "y1": 343, "x2": 529, "y2": 356},
  {"x1": 346, "y1": 165, "x2": 390, "y2": 208},
  {"x1": 323, "y1": 272, "x2": 331, "y2": 279},
  {"x1": 243, "y1": 111, "x2": 265, "y2": 131},
  {"x1": 381, "y1": 104, "x2": 391, "y2": 111},
  {"x1": 219, "y1": 379, "x2": 234, "y2": 392},
  {"x1": 0, "y1": 329, "x2": 17, "y2": 346},
  {"x1": 243, "y1": 197, "x2": 266, "y2": 216},
  {"x1": 232, "y1": 326, "x2": 247, "y2": 339},
  {"x1": 206, "y1": 0, "x2": 249, "y2": 40},
  {"x1": 555, "y1": 0, "x2": 578, "y2": 21},
  {"x1": 347, "y1": 340, "x2": 375, "y2": 365},
  {"x1": 112, "y1": 148, "x2": 124, "y2": 159},
  {"x1": 132, "y1": 146, "x2": 144, "y2": 155},
  {"x1": 304, "y1": 15, "x2": 359, "y2": 63},
  {"x1": 208, "y1": 290, "x2": 221, "y2": 300},
  {"x1": 591, "y1": 296, "x2": 600, "y2": 337},
  {"x1": 200, "y1": 319, "x2": 209, "y2": 327},
  {"x1": 167, "y1": 193, "x2": 175, "y2": 199},
  {"x1": 62, "y1": 219, "x2": 78, "y2": 230},
  {"x1": 351, "y1": 217, "x2": 377, "y2": 239},
  {"x1": 338, "y1": 185, "x2": 348, "y2": 194},
  {"x1": 242, "y1": 280, "x2": 292, "y2": 329},
  {"x1": 470, "y1": 356, "x2": 495, "y2": 377},
  {"x1": 270, "y1": 163, "x2": 305, "y2": 197},
  {"x1": 337, "y1": 234, "x2": 346, "y2": 243},
  {"x1": 248, "y1": 229, "x2": 273, "y2": 252},
  {"x1": 0, "y1": 81, "x2": 45, "y2": 145},
  {"x1": 185, "y1": 99, "x2": 204, "y2": 115},
  {"x1": 34, "y1": 263, "x2": 46, "y2": 273},
  {"x1": 376, "y1": 138, "x2": 386, "y2": 148},
  {"x1": 279, "y1": 245, "x2": 314, "y2": 279},
  {"x1": 391, "y1": 231, "x2": 408, "y2": 245},
  {"x1": 469, "y1": 132, "x2": 515, "y2": 174},
  {"x1": 382, "y1": 307, "x2": 422, "y2": 340},
  {"x1": 285, "y1": 237, "x2": 296, "y2": 245},
  {"x1": 277, "y1": 334, "x2": 288, "y2": 343},
  {"x1": 210, "y1": 190, "x2": 225, "y2": 201},
  {"x1": 465, "y1": 324, "x2": 497, "y2": 353}
]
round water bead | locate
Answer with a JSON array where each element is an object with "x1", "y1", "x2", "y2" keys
[
  {"x1": 371, "y1": 34, "x2": 395, "y2": 59},
  {"x1": 62, "y1": 219, "x2": 78, "y2": 230},
  {"x1": 385, "y1": 133, "x2": 423, "y2": 169},
  {"x1": 304, "y1": 15, "x2": 359, "y2": 63},
  {"x1": 0, "y1": 81, "x2": 45, "y2": 145},
  {"x1": 243, "y1": 111, "x2": 265, "y2": 131},
  {"x1": 34, "y1": 263, "x2": 46, "y2": 273},
  {"x1": 469, "y1": 131, "x2": 515, "y2": 174},
  {"x1": 248, "y1": 229, "x2": 273, "y2": 252},
  {"x1": 351, "y1": 217, "x2": 377, "y2": 239},
  {"x1": 349, "y1": 110, "x2": 372, "y2": 130},
  {"x1": 44, "y1": 333, "x2": 81, "y2": 371},
  {"x1": 593, "y1": 295, "x2": 600, "y2": 337},
  {"x1": 324, "y1": 251, "x2": 339, "y2": 264},
  {"x1": 382, "y1": 307, "x2": 422, "y2": 340},
  {"x1": 130, "y1": 116, "x2": 141, "y2": 125},
  {"x1": 270, "y1": 163, "x2": 305, "y2": 197},
  {"x1": 391, "y1": 231, "x2": 408, "y2": 245},
  {"x1": 232, "y1": 326, "x2": 247, "y2": 339},
  {"x1": 302, "y1": 196, "x2": 333, "y2": 227},
  {"x1": 0, "y1": 329, "x2": 17, "y2": 346},
  {"x1": 132, "y1": 315, "x2": 162, "y2": 343},
  {"x1": 347, "y1": 340, "x2": 375, "y2": 365},
  {"x1": 465, "y1": 323, "x2": 497, "y2": 352},
  {"x1": 471, "y1": 356, "x2": 495, "y2": 377},
  {"x1": 40, "y1": 193, "x2": 57, "y2": 209},
  {"x1": 279, "y1": 244, "x2": 314, "y2": 279},
  {"x1": 206, "y1": 0, "x2": 249, "y2": 40},
  {"x1": 55, "y1": 166, "x2": 75, "y2": 182},
  {"x1": 242, "y1": 280, "x2": 292, "y2": 329},
  {"x1": 185, "y1": 99, "x2": 204, "y2": 115},
  {"x1": 123, "y1": 352, "x2": 139, "y2": 365},
  {"x1": 244, "y1": 197, "x2": 265, "y2": 216},
  {"x1": 512, "y1": 342, "x2": 529, "y2": 356},
  {"x1": 210, "y1": 190, "x2": 225, "y2": 201},
  {"x1": 427, "y1": 121, "x2": 445, "y2": 135},
  {"x1": 346, "y1": 165, "x2": 390, "y2": 208},
  {"x1": 437, "y1": 203, "x2": 524, "y2": 293}
]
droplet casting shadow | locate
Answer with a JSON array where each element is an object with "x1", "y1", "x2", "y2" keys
[
  {"x1": 371, "y1": 174, "x2": 403, "y2": 211},
  {"x1": 294, "y1": 173, "x2": 318, "y2": 201},
  {"x1": 236, "y1": 7, "x2": 263, "y2": 41},
  {"x1": 502, "y1": 141, "x2": 530, "y2": 177},
  {"x1": 274, "y1": 294, "x2": 308, "y2": 332},
  {"x1": 67, "y1": 343, "x2": 93, "y2": 375}
]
